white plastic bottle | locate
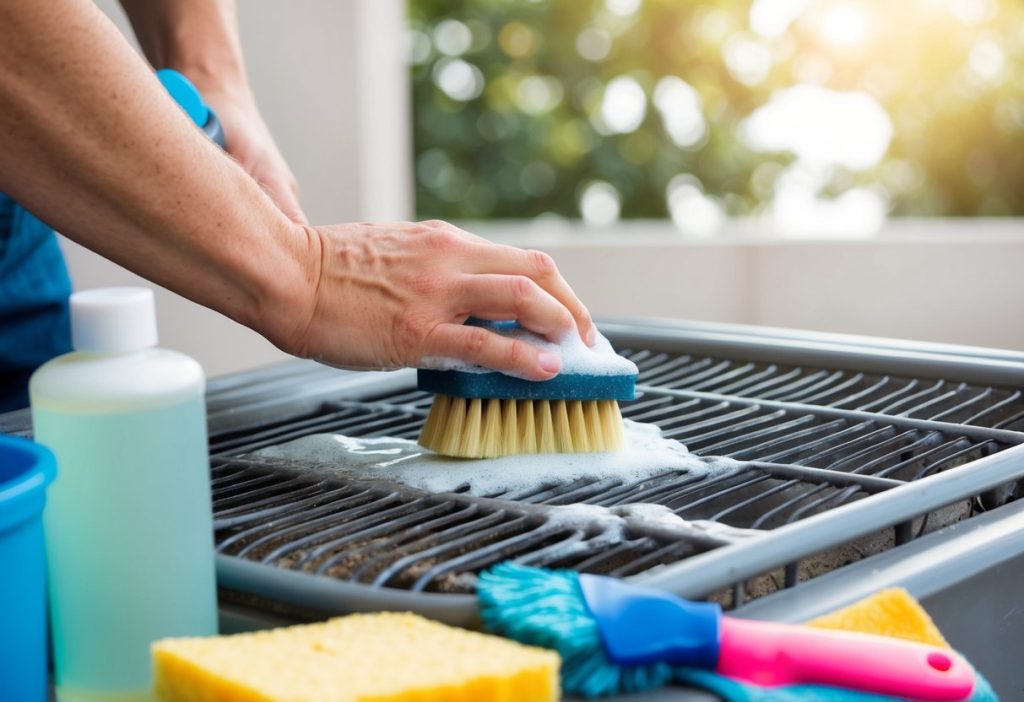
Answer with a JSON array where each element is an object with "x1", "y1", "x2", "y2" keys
[{"x1": 30, "y1": 287, "x2": 217, "y2": 702}]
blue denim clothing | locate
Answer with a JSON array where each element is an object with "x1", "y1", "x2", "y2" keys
[{"x1": 0, "y1": 193, "x2": 72, "y2": 412}]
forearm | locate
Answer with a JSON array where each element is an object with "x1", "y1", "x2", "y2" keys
[
  {"x1": 0, "y1": 0, "x2": 312, "y2": 339},
  {"x1": 118, "y1": 0, "x2": 307, "y2": 223},
  {"x1": 118, "y1": 0, "x2": 248, "y2": 98}
]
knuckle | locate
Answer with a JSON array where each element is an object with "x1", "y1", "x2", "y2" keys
[
  {"x1": 421, "y1": 219, "x2": 449, "y2": 229},
  {"x1": 409, "y1": 272, "x2": 442, "y2": 297},
  {"x1": 510, "y1": 275, "x2": 536, "y2": 302},
  {"x1": 529, "y1": 249, "x2": 557, "y2": 277},
  {"x1": 391, "y1": 313, "x2": 428, "y2": 358},
  {"x1": 465, "y1": 327, "x2": 491, "y2": 357},
  {"x1": 505, "y1": 339, "x2": 527, "y2": 367},
  {"x1": 558, "y1": 308, "x2": 575, "y2": 329},
  {"x1": 423, "y1": 228, "x2": 460, "y2": 251}
]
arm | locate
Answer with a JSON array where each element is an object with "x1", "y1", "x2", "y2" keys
[
  {"x1": 0, "y1": 0, "x2": 595, "y2": 378},
  {"x1": 118, "y1": 0, "x2": 307, "y2": 223}
]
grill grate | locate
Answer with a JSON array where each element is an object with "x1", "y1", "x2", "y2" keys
[
  {"x1": 628, "y1": 349, "x2": 1024, "y2": 431},
  {"x1": 209, "y1": 340, "x2": 1024, "y2": 609},
  {"x1": 213, "y1": 459, "x2": 725, "y2": 593}
]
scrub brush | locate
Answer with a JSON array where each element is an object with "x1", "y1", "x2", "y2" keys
[
  {"x1": 417, "y1": 319, "x2": 638, "y2": 458},
  {"x1": 477, "y1": 563, "x2": 975, "y2": 701}
]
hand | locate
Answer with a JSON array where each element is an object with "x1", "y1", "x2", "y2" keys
[
  {"x1": 269, "y1": 220, "x2": 597, "y2": 380},
  {"x1": 201, "y1": 86, "x2": 308, "y2": 225}
]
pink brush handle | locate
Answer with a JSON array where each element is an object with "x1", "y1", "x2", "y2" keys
[{"x1": 717, "y1": 616, "x2": 975, "y2": 701}]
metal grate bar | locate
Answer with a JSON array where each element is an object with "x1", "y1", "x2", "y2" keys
[
  {"x1": 608, "y1": 541, "x2": 700, "y2": 578},
  {"x1": 965, "y1": 391, "x2": 1022, "y2": 426},
  {"x1": 794, "y1": 373, "x2": 868, "y2": 406},
  {"x1": 332, "y1": 509, "x2": 500, "y2": 582},
  {"x1": 217, "y1": 485, "x2": 376, "y2": 548},
  {"x1": 706, "y1": 365, "x2": 789, "y2": 396},
  {"x1": 714, "y1": 366, "x2": 805, "y2": 399},
  {"x1": 994, "y1": 410, "x2": 1024, "y2": 432},
  {"x1": 341, "y1": 505, "x2": 487, "y2": 581},
  {"x1": 828, "y1": 376, "x2": 894, "y2": 410},
  {"x1": 569, "y1": 538, "x2": 660, "y2": 572},
  {"x1": 371, "y1": 516, "x2": 531, "y2": 588},
  {"x1": 263, "y1": 499, "x2": 428, "y2": 566}
]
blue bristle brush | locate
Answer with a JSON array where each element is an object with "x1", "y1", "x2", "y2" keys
[
  {"x1": 417, "y1": 319, "x2": 638, "y2": 458},
  {"x1": 477, "y1": 563, "x2": 975, "y2": 701}
]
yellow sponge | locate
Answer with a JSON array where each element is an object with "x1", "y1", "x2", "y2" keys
[
  {"x1": 807, "y1": 587, "x2": 950, "y2": 648},
  {"x1": 152, "y1": 612, "x2": 560, "y2": 702}
]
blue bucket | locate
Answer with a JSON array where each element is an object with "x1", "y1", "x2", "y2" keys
[{"x1": 0, "y1": 435, "x2": 56, "y2": 702}]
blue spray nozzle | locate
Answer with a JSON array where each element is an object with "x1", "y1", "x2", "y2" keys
[
  {"x1": 156, "y1": 68, "x2": 225, "y2": 149},
  {"x1": 156, "y1": 69, "x2": 209, "y2": 127}
]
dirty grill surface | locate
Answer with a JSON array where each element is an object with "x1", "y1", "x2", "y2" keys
[{"x1": 210, "y1": 339, "x2": 1024, "y2": 607}]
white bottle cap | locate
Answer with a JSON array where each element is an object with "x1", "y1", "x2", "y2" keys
[{"x1": 70, "y1": 287, "x2": 158, "y2": 353}]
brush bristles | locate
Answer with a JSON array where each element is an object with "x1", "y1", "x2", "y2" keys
[{"x1": 419, "y1": 395, "x2": 625, "y2": 458}]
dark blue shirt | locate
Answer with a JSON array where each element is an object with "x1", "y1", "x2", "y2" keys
[{"x1": 0, "y1": 194, "x2": 72, "y2": 412}]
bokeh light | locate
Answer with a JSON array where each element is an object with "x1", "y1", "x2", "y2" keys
[
  {"x1": 816, "y1": 2, "x2": 869, "y2": 48},
  {"x1": 410, "y1": 0, "x2": 1024, "y2": 230}
]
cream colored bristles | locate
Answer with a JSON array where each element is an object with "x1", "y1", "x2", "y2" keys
[
  {"x1": 499, "y1": 399, "x2": 518, "y2": 456},
  {"x1": 517, "y1": 400, "x2": 538, "y2": 454},
  {"x1": 419, "y1": 395, "x2": 626, "y2": 459},
  {"x1": 535, "y1": 400, "x2": 556, "y2": 454}
]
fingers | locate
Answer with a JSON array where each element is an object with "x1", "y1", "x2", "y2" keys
[
  {"x1": 423, "y1": 323, "x2": 562, "y2": 381},
  {"x1": 463, "y1": 242, "x2": 596, "y2": 346},
  {"x1": 410, "y1": 220, "x2": 596, "y2": 345},
  {"x1": 454, "y1": 274, "x2": 575, "y2": 341}
]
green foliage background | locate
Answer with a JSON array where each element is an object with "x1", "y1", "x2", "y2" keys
[{"x1": 409, "y1": 0, "x2": 1024, "y2": 220}]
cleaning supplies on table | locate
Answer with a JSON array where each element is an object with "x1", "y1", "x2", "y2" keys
[
  {"x1": 0, "y1": 436, "x2": 56, "y2": 702},
  {"x1": 417, "y1": 319, "x2": 638, "y2": 458},
  {"x1": 151, "y1": 611, "x2": 560, "y2": 702},
  {"x1": 30, "y1": 287, "x2": 217, "y2": 702},
  {"x1": 477, "y1": 563, "x2": 976, "y2": 701}
]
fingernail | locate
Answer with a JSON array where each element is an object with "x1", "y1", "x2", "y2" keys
[
  {"x1": 587, "y1": 326, "x2": 598, "y2": 346},
  {"x1": 538, "y1": 352, "x2": 561, "y2": 375}
]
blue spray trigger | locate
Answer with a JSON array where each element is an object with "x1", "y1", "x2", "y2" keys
[
  {"x1": 156, "y1": 69, "x2": 209, "y2": 128},
  {"x1": 578, "y1": 573, "x2": 722, "y2": 668},
  {"x1": 156, "y1": 69, "x2": 226, "y2": 149}
]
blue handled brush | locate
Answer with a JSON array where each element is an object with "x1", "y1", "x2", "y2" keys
[
  {"x1": 417, "y1": 319, "x2": 638, "y2": 458},
  {"x1": 477, "y1": 563, "x2": 975, "y2": 701}
]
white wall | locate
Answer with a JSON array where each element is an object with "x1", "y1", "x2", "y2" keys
[
  {"x1": 477, "y1": 219, "x2": 1024, "y2": 352},
  {"x1": 65, "y1": 0, "x2": 411, "y2": 376}
]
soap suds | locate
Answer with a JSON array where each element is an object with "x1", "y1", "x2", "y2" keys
[
  {"x1": 251, "y1": 419, "x2": 740, "y2": 499},
  {"x1": 420, "y1": 328, "x2": 637, "y2": 379},
  {"x1": 542, "y1": 502, "x2": 763, "y2": 542}
]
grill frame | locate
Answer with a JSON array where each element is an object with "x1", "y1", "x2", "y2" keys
[
  {"x1": 193, "y1": 320, "x2": 1024, "y2": 623},
  {"x1": 4, "y1": 320, "x2": 1022, "y2": 625}
]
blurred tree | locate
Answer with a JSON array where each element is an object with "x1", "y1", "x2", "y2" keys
[{"x1": 408, "y1": 0, "x2": 1024, "y2": 225}]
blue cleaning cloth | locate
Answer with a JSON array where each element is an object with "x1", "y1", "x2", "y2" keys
[{"x1": 675, "y1": 668, "x2": 997, "y2": 702}]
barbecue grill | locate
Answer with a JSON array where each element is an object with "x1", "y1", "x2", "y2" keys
[{"x1": 5, "y1": 318, "x2": 1024, "y2": 700}]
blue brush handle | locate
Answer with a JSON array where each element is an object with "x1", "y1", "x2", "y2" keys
[
  {"x1": 156, "y1": 69, "x2": 226, "y2": 149},
  {"x1": 579, "y1": 572, "x2": 722, "y2": 668}
]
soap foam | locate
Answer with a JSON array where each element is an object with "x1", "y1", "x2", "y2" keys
[
  {"x1": 420, "y1": 328, "x2": 637, "y2": 379},
  {"x1": 609, "y1": 504, "x2": 763, "y2": 540},
  {"x1": 542, "y1": 503, "x2": 763, "y2": 542},
  {"x1": 251, "y1": 419, "x2": 740, "y2": 498}
]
